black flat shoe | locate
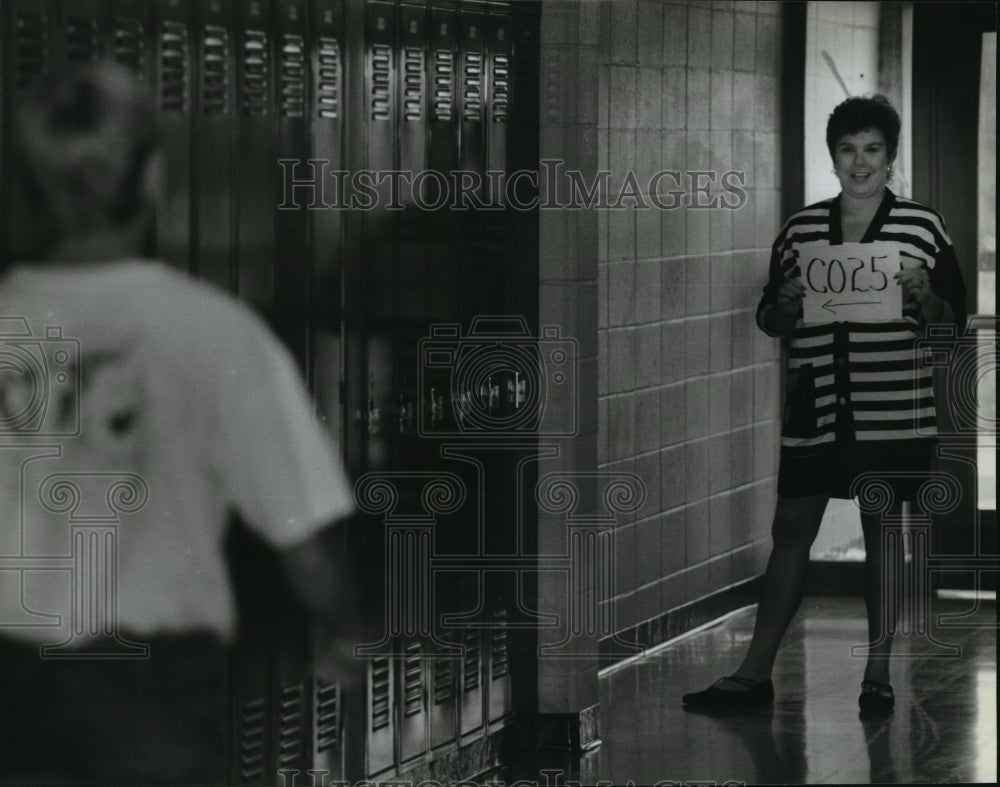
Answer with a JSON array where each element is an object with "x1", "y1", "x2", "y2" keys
[
  {"x1": 858, "y1": 680, "x2": 895, "y2": 713},
  {"x1": 682, "y1": 676, "x2": 774, "y2": 709}
]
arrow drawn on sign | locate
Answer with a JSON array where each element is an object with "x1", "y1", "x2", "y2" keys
[{"x1": 822, "y1": 299, "x2": 882, "y2": 314}]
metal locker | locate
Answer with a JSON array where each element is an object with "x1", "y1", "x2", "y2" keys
[
  {"x1": 110, "y1": 0, "x2": 153, "y2": 83},
  {"x1": 485, "y1": 5, "x2": 511, "y2": 177},
  {"x1": 359, "y1": 0, "x2": 396, "y2": 480},
  {"x1": 273, "y1": 644, "x2": 312, "y2": 775},
  {"x1": 363, "y1": 0, "x2": 396, "y2": 323},
  {"x1": 367, "y1": 655, "x2": 395, "y2": 775},
  {"x1": 309, "y1": 7, "x2": 351, "y2": 778},
  {"x1": 313, "y1": 673, "x2": 343, "y2": 775},
  {"x1": 459, "y1": 624, "x2": 484, "y2": 739},
  {"x1": 340, "y1": 0, "x2": 365, "y2": 482},
  {"x1": 227, "y1": 522, "x2": 277, "y2": 785},
  {"x1": 398, "y1": 637, "x2": 428, "y2": 764},
  {"x1": 426, "y1": 2, "x2": 459, "y2": 324},
  {"x1": 236, "y1": 0, "x2": 275, "y2": 315},
  {"x1": 274, "y1": 0, "x2": 312, "y2": 371},
  {"x1": 309, "y1": 0, "x2": 346, "y2": 420},
  {"x1": 457, "y1": 4, "x2": 485, "y2": 175},
  {"x1": 488, "y1": 607, "x2": 510, "y2": 723},
  {"x1": 153, "y1": 0, "x2": 193, "y2": 272},
  {"x1": 110, "y1": 0, "x2": 155, "y2": 270},
  {"x1": 2, "y1": 1, "x2": 547, "y2": 781},
  {"x1": 270, "y1": 5, "x2": 320, "y2": 781},
  {"x1": 362, "y1": 0, "x2": 399, "y2": 480},
  {"x1": 391, "y1": 0, "x2": 429, "y2": 492},
  {"x1": 1, "y1": 0, "x2": 52, "y2": 264},
  {"x1": 227, "y1": 11, "x2": 278, "y2": 785},
  {"x1": 429, "y1": 636, "x2": 459, "y2": 753},
  {"x1": 3, "y1": 0, "x2": 51, "y2": 92},
  {"x1": 55, "y1": 0, "x2": 106, "y2": 64},
  {"x1": 395, "y1": 0, "x2": 429, "y2": 326},
  {"x1": 456, "y1": 4, "x2": 502, "y2": 325},
  {"x1": 193, "y1": 0, "x2": 235, "y2": 291}
]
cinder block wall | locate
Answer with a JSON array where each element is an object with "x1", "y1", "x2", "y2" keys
[
  {"x1": 591, "y1": 0, "x2": 786, "y2": 642},
  {"x1": 536, "y1": 0, "x2": 788, "y2": 718}
]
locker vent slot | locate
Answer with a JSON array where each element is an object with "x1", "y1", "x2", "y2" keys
[
  {"x1": 433, "y1": 654, "x2": 454, "y2": 705},
  {"x1": 239, "y1": 697, "x2": 267, "y2": 780},
  {"x1": 432, "y1": 50, "x2": 454, "y2": 122},
  {"x1": 491, "y1": 611, "x2": 509, "y2": 679},
  {"x1": 277, "y1": 683, "x2": 305, "y2": 767},
  {"x1": 113, "y1": 16, "x2": 146, "y2": 74},
  {"x1": 65, "y1": 15, "x2": 99, "y2": 63},
  {"x1": 201, "y1": 25, "x2": 230, "y2": 114},
  {"x1": 403, "y1": 641, "x2": 423, "y2": 718},
  {"x1": 159, "y1": 21, "x2": 189, "y2": 112},
  {"x1": 462, "y1": 50, "x2": 483, "y2": 122},
  {"x1": 280, "y1": 34, "x2": 306, "y2": 117},
  {"x1": 402, "y1": 46, "x2": 424, "y2": 121},
  {"x1": 491, "y1": 52, "x2": 509, "y2": 123},
  {"x1": 242, "y1": 29, "x2": 269, "y2": 116},
  {"x1": 371, "y1": 42, "x2": 391, "y2": 121},
  {"x1": 371, "y1": 657, "x2": 391, "y2": 732},
  {"x1": 316, "y1": 37, "x2": 340, "y2": 118},
  {"x1": 463, "y1": 630, "x2": 480, "y2": 692},
  {"x1": 13, "y1": 11, "x2": 49, "y2": 89},
  {"x1": 315, "y1": 680, "x2": 339, "y2": 751}
]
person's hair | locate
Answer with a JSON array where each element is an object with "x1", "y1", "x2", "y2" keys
[
  {"x1": 6, "y1": 62, "x2": 160, "y2": 259},
  {"x1": 825, "y1": 94, "x2": 900, "y2": 162}
]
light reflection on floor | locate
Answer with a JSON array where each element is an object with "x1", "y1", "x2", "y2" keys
[{"x1": 504, "y1": 595, "x2": 996, "y2": 785}]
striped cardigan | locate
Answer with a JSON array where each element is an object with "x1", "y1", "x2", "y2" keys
[{"x1": 756, "y1": 189, "x2": 967, "y2": 454}]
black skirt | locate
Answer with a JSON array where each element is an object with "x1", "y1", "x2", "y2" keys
[{"x1": 777, "y1": 437, "x2": 938, "y2": 500}]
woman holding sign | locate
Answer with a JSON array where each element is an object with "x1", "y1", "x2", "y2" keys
[{"x1": 683, "y1": 95, "x2": 966, "y2": 713}]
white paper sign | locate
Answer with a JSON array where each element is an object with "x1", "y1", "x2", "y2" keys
[{"x1": 798, "y1": 242, "x2": 902, "y2": 323}]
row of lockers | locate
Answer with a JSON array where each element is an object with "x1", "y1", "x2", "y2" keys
[
  {"x1": 2, "y1": 0, "x2": 539, "y2": 357},
  {"x1": 0, "y1": 0, "x2": 541, "y2": 783}
]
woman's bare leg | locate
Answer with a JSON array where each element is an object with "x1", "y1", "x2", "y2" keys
[
  {"x1": 728, "y1": 494, "x2": 830, "y2": 684},
  {"x1": 859, "y1": 500, "x2": 905, "y2": 685}
]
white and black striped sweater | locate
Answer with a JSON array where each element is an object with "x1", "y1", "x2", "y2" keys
[{"x1": 756, "y1": 189, "x2": 967, "y2": 453}]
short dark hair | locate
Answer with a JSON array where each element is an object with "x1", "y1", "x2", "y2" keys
[
  {"x1": 825, "y1": 94, "x2": 900, "y2": 162},
  {"x1": 7, "y1": 62, "x2": 160, "y2": 258}
]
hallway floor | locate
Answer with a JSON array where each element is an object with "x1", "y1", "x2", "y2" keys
[{"x1": 509, "y1": 595, "x2": 996, "y2": 785}]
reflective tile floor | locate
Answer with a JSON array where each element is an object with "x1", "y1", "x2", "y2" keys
[{"x1": 506, "y1": 595, "x2": 996, "y2": 785}]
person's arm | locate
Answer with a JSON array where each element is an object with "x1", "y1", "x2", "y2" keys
[
  {"x1": 280, "y1": 520, "x2": 360, "y2": 626},
  {"x1": 756, "y1": 244, "x2": 803, "y2": 337},
  {"x1": 895, "y1": 210, "x2": 967, "y2": 330},
  {"x1": 213, "y1": 306, "x2": 359, "y2": 673},
  {"x1": 926, "y1": 240, "x2": 967, "y2": 330},
  {"x1": 759, "y1": 293, "x2": 801, "y2": 336},
  {"x1": 279, "y1": 518, "x2": 364, "y2": 684}
]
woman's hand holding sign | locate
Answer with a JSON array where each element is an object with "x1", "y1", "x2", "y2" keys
[
  {"x1": 766, "y1": 245, "x2": 950, "y2": 331},
  {"x1": 895, "y1": 264, "x2": 931, "y2": 303},
  {"x1": 777, "y1": 273, "x2": 806, "y2": 316},
  {"x1": 895, "y1": 264, "x2": 945, "y2": 322},
  {"x1": 760, "y1": 267, "x2": 806, "y2": 335}
]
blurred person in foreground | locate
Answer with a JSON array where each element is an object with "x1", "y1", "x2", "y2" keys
[{"x1": 0, "y1": 62, "x2": 360, "y2": 784}]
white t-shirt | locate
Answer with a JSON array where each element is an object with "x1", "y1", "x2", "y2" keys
[{"x1": 0, "y1": 260, "x2": 354, "y2": 643}]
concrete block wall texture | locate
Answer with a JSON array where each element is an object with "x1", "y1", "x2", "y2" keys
[
  {"x1": 537, "y1": 0, "x2": 787, "y2": 710},
  {"x1": 591, "y1": 0, "x2": 785, "y2": 637}
]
